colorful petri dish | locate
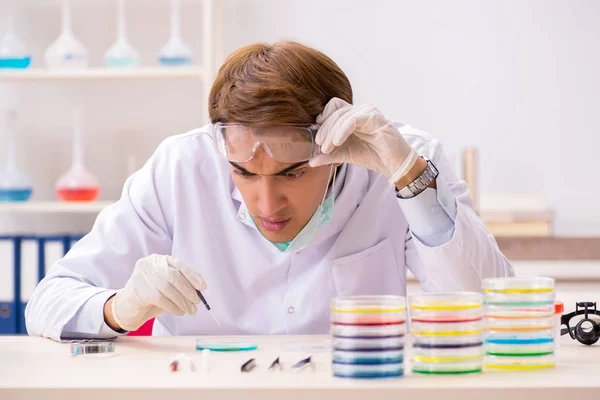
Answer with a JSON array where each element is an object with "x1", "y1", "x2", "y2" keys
[
  {"x1": 195, "y1": 337, "x2": 258, "y2": 352},
  {"x1": 332, "y1": 296, "x2": 406, "y2": 325},
  {"x1": 332, "y1": 314, "x2": 406, "y2": 325},
  {"x1": 331, "y1": 322, "x2": 406, "y2": 338},
  {"x1": 484, "y1": 292, "x2": 555, "y2": 307},
  {"x1": 411, "y1": 320, "x2": 483, "y2": 337},
  {"x1": 482, "y1": 277, "x2": 555, "y2": 293},
  {"x1": 485, "y1": 316, "x2": 554, "y2": 332},
  {"x1": 412, "y1": 332, "x2": 484, "y2": 348},
  {"x1": 484, "y1": 354, "x2": 555, "y2": 371},
  {"x1": 411, "y1": 314, "x2": 483, "y2": 323},
  {"x1": 332, "y1": 336, "x2": 404, "y2": 351},
  {"x1": 485, "y1": 328, "x2": 554, "y2": 343},
  {"x1": 485, "y1": 309, "x2": 554, "y2": 319},
  {"x1": 412, "y1": 345, "x2": 483, "y2": 363},
  {"x1": 332, "y1": 362, "x2": 404, "y2": 379},
  {"x1": 485, "y1": 337, "x2": 553, "y2": 346},
  {"x1": 485, "y1": 343, "x2": 554, "y2": 357},
  {"x1": 412, "y1": 360, "x2": 482, "y2": 374},
  {"x1": 332, "y1": 295, "x2": 406, "y2": 312},
  {"x1": 332, "y1": 349, "x2": 404, "y2": 365},
  {"x1": 409, "y1": 292, "x2": 483, "y2": 310}
]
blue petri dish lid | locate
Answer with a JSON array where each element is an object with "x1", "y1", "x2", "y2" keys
[{"x1": 332, "y1": 361, "x2": 404, "y2": 379}]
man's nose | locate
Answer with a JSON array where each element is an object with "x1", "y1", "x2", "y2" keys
[{"x1": 256, "y1": 178, "x2": 286, "y2": 217}]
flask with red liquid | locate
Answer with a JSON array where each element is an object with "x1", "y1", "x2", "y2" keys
[{"x1": 55, "y1": 109, "x2": 100, "y2": 202}]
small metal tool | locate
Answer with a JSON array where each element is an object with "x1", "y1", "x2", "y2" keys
[
  {"x1": 241, "y1": 358, "x2": 256, "y2": 373},
  {"x1": 292, "y1": 356, "x2": 313, "y2": 371},
  {"x1": 268, "y1": 357, "x2": 282, "y2": 371}
]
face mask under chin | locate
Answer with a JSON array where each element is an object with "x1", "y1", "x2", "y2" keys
[{"x1": 246, "y1": 165, "x2": 337, "y2": 253}]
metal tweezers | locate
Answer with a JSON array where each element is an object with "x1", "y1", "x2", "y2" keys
[
  {"x1": 268, "y1": 357, "x2": 282, "y2": 371},
  {"x1": 241, "y1": 358, "x2": 256, "y2": 372},
  {"x1": 292, "y1": 356, "x2": 313, "y2": 371}
]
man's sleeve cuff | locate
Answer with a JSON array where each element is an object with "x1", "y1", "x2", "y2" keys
[
  {"x1": 397, "y1": 177, "x2": 457, "y2": 247},
  {"x1": 60, "y1": 290, "x2": 127, "y2": 339}
]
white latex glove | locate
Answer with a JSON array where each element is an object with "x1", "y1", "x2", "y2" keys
[
  {"x1": 112, "y1": 254, "x2": 206, "y2": 331},
  {"x1": 309, "y1": 98, "x2": 419, "y2": 184}
]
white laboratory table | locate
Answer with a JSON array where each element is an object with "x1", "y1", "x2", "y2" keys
[{"x1": 1, "y1": 335, "x2": 599, "y2": 400}]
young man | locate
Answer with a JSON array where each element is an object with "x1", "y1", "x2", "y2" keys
[{"x1": 26, "y1": 41, "x2": 513, "y2": 341}]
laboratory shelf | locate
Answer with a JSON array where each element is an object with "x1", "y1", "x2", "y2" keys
[
  {"x1": 0, "y1": 67, "x2": 204, "y2": 81},
  {"x1": 0, "y1": 201, "x2": 113, "y2": 213}
]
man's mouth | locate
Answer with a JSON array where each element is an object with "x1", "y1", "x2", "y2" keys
[{"x1": 260, "y1": 217, "x2": 290, "y2": 232}]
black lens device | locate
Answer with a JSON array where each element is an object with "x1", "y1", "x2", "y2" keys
[{"x1": 560, "y1": 302, "x2": 600, "y2": 345}]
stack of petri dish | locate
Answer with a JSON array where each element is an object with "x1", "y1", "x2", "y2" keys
[
  {"x1": 409, "y1": 293, "x2": 484, "y2": 375},
  {"x1": 483, "y1": 277, "x2": 556, "y2": 371},
  {"x1": 331, "y1": 296, "x2": 406, "y2": 379}
]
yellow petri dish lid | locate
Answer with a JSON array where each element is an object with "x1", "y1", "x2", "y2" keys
[{"x1": 332, "y1": 295, "x2": 406, "y2": 314}]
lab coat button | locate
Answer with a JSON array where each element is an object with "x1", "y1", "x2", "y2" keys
[
  {"x1": 431, "y1": 205, "x2": 439, "y2": 214},
  {"x1": 287, "y1": 307, "x2": 295, "y2": 315},
  {"x1": 442, "y1": 197, "x2": 448, "y2": 206},
  {"x1": 239, "y1": 213, "x2": 246, "y2": 220}
]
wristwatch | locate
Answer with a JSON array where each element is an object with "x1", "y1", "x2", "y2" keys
[{"x1": 395, "y1": 158, "x2": 439, "y2": 199}]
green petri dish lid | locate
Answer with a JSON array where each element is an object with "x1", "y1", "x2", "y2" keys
[{"x1": 195, "y1": 337, "x2": 258, "y2": 352}]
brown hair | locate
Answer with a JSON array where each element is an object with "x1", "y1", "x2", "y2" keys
[{"x1": 209, "y1": 41, "x2": 353, "y2": 126}]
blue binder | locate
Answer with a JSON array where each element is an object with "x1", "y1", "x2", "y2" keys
[
  {"x1": 0, "y1": 236, "x2": 18, "y2": 334},
  {"x1": 18, "y1": 236, "x2": 72, "y2": 334},
  {"x1": 0, "y1": 234, "x2": 87, "y2": 334},
  {"x1": 19, "y1": 237, "x2": 39, "y2": 335}
]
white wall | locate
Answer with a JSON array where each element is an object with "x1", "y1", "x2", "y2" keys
[{"x1": 1, "y1": 0, "x2": 599, "y2": 235}]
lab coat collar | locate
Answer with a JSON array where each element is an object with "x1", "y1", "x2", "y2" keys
[
  {"x1": 230, "y1": 182, "x2": 252, "y2": 228},
  {"x1": 308, "y1": 164, "x2": 369, "y2": 248},
  {"x1": 231, "y1": 183, "x2": 243, "y2": 203}
]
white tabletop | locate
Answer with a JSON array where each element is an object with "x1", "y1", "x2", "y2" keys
[{"x1": 1, "y1": 335, "x2": 599, "y2": 400}]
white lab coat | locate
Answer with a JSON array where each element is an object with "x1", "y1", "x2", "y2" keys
[{"x1": 25, "y1": 123, "x2": 513, "y2": 341}]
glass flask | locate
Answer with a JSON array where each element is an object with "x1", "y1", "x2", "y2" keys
[
  {"x1": 44, "y1": 0, "x2": 89, "y2": 69},
  {"x1": 158, "y1": 0, "x2": 193, "y2": 66},
  {"x1": 0, "y1": 4, "x2": 32, "y2": 70},
  {"x1": 104, "y1": 0, "x2": 140, "y2": 68},
  {"x1": 0, "y1": 110, "x2": 32, "y2": 202},
  {"x1": 55, "y1": 110, "x2": 100, "y2": 202}
]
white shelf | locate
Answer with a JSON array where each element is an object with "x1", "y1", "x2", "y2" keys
[
  {"x1": 0, "y1": 67, "x2": 204, "y2": 81},
  {"x1": 0, "y1": 201, "x2": 114, "y2": 213}
]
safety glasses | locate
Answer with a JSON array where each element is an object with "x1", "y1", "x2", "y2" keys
[{"x1": 211, "y1": 123, "x2": 321, "y2": 163}]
